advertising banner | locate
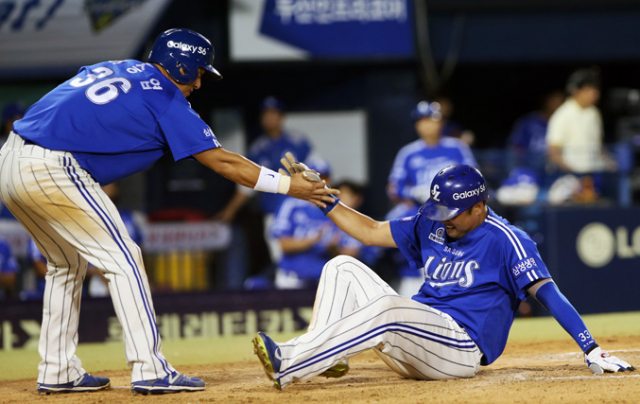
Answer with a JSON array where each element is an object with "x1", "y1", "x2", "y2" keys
[
  {"x1": 230, "y1": 0, "x2": 414, "y2": 61},
  {"x1": 542, "y1": 207, "x2": 640, "y2": 314},
  {"x1": 0, "y1": 289, "x2": 315, "y2": 350},
  {"x1": 0, "y1": 0, "x2": 171, "y2": 77}
]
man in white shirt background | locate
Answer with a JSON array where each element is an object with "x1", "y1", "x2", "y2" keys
[{"x1": 545, "y1": 67, "x2": 617, "y2": 203}]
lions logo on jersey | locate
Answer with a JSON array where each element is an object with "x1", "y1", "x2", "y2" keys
[{"x1": 422, "y1": 255, "x2": 479, "y2": 288}]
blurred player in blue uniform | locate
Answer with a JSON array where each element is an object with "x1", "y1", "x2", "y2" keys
[
  {"x1": 271, "y1": 157, "x2": 366, "y2": 289},
  {"x1": 217, "y1": 97, "x2": 314, "y2": 273},
  {"x1": 386, "y1": 101, "x2": 478, "y2": 296},
  {"x1": 0, "y1": 28, "x2": 335, "y2": 394},
  {"x1": 0, "y1": 236, "x2": 19, "y2": 299},
  {"x1": 22, "y1": 238, "x2": 47, "y2": 301},
  {"x1": 253, "y1": 164, "x2": 634, "y2": 390},
  {"x1": 508, "y1": 90, "x2": 564, "y2": 173}
]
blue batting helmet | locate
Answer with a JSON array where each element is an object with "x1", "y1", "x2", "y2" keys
[
  {"x1": 411, "y1": 101, "x2": 442, "y2": 121},
  {"x1": 419, "y1": 165, "x2": 487, "y2": 221},
  {"x1": 148, "y1": 28, "x2": 222, "y2": 84}
]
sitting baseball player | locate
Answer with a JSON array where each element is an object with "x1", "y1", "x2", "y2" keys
[
  {"x1": 253, "y1": 164, "x2": 635, "y2": 390},
  {"x1": 0, "y1": 28, "x2": 337, "y2": 394}
]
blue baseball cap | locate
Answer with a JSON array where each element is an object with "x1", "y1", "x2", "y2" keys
[
  {"x1": 411, "y1": 101, "x2": 442, "y2": 121},
  {"x1": 305, "y1": 155, "x2": 331, "y2": 178},
  {"x1": 261, "y1": 96, "x2": 286, "y2": 113}
]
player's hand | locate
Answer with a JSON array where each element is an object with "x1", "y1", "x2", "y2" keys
[
  {"x1": 280, "y1": 152, "x2": 322, "y2": 182},
  {"x1": 280, "y1": 152, "x2": 339, "y2": 209},
  {"x1": 287, "y1": 172, "x2": 339, "y2": 208},
  {"x1": 584, "y1": 346, "x2": 636, "y2": 374}
]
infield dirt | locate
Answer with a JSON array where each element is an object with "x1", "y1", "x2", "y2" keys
[{"x1": 1, "y1": 336, "x2": 638, "y2": 404}]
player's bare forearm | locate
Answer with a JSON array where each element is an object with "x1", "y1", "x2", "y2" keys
[
  {"x1": 215, "y1": 191, "x2": 250, "y2": 223},
  {"x1": 0, "y1": 272, "x2": 16, "y2": 288},
  {"x1": 279, "y1": 236, "x2": 319, "y2": 254},
  {"x1": 194, "y1": 147, "x2": 260, "y2": 188},
  {"x1": 327, "y1": 203, "x2": 397, "y2": 248},
  {"x1": 195, "y1": 148, "x2": 338, "y2": 206}
]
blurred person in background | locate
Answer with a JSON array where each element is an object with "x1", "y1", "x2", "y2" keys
[
  {"x1": 0, "y1": 236, "x2": 19, "y2": 299},
  {"x1": 509, "y1": 89, "x2": 565, "y2": 173},
  {"x1": 434, "y1": 95, "x2": 475, "y2": 146},
  {"x1": 22, "y1": 238, "x2": 47, "y2": 301},
  {"x1": 386, "y1": 101, "x2": 477, "y2": 295},
  {"x1": 331, "y1": 180, "x2": 380, "y2": 268},
  {"x1": 216, "y1": 96, "x2": 314, "y2": 267},
  {"x1": 497, "y1": 90, "x2": 565, "y2": 207},
  {"x1": 270, "y1": 156, "x2": 337, "y2": 289},
  {"x1": 387, "y1": 101, "x2": 478, "y2": 207},
  {"x1": 546, "y1": 67, "x2": 617, "y2": 203}
]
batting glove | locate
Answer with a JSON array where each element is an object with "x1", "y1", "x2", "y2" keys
[
  {"x1": 280, "y1": 152, "x2": 340, "y2": 215},
  {"x1": 584, "y1": 346, "x2": 636, "y2": 374}
]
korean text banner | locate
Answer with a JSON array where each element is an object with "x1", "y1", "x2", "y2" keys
[{"x1": 258, "y1": 0, "x2": 414, "y2": 59}]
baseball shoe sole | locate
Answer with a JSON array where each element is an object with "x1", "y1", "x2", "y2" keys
[
  {"x1": 252, "y1": 332, "x2": 282, "y2": 390},
  {"x1": 320, "y1": 361, "x2": 350, "y2": 378},
  {"x1": 131, "y1": 372, "x2": 205, "y2": 394},
  {"x1": 37, "y1": 373, "x2": 110, "y2": 394}
]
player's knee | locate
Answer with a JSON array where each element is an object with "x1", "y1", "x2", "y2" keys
[
  {"x1": 329, "y1": 255, "x2": 362, "y2": 267},
  {"x1": 369, "y1": 293, "x2": 405, "y2": 312},
  {"x1": 324, "y1": 255, "x2": 370, "y2": 278}
]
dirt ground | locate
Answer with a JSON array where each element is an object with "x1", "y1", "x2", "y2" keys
[{"x1": 1, "y1": 336, "x2": 638, "y2": 404}]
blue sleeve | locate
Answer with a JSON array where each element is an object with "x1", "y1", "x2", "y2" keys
[
  {"x1": 158, "y1": 97, "x2": 221, "y2": 161},
  {"x1": 509, "y1": 118, "x2": 527, "y2": 148},
  {"x1": 501, "y1": 227, "x2": 551, "y2": 300},
  {"x1": 388, "y1": 216, "x2": 423, "y2": 271},
  {"x1": 535, "y1": 281, "x2": 596, "y2": 352}
]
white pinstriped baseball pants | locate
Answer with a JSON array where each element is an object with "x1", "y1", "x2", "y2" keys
[
  {"x1": 277, "y1": 255, "x2": 482, "y2": 388},
  {"x1": 0, "y1": 132, "x2": 174, "y2": 384}
]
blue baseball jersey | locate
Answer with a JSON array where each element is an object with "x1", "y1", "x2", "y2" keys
[
  {"x1": 509, "y1": 112, "x2": 548, "y2": 154},
  {"x1": 389, "y1": 208, "x2": 551, "y2": 365},
  {"x1": 248, "y1": 131, "x2": 312, "y2": 214},
  {"x1": 508, "y1": 112, "x2": 549, "y2": 170},
  {"x1": 14, "y1": 60, "x2": 221, "y2": 185},
  {"x1": 388, "y1": 138, "x2": 477, "y2": 202},
  {"x1": 0, "y1": 237, "x2": 19, "y2": 275},
  {"x1": 270, "y1": 198, "x2": 333, "y2": 281}
]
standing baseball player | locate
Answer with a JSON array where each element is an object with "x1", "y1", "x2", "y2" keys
[
  {"x1": 0, "y1": 28, "x2": 336, "y2": 394},
  {"x1": 253, "y1": 164, "x2": 635, "y2": 390}
]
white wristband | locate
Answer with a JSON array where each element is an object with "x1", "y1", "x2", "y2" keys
[
  {"x1": 254, "y1": 166, "x2": 290, "y2": 194},
  {"x1": 278, "y1": 175, "x2": 291, "y2": 194}
]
